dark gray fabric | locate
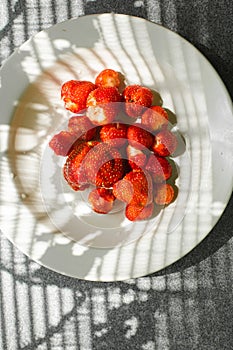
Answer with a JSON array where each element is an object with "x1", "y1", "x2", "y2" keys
[{"x1": 0, "y1": 1, "x2": 233, "y2": 349}]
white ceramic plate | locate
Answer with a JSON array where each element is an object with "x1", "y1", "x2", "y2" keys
[{"x1": 0, "y1": 14, "x2": 233, "y2": 281}]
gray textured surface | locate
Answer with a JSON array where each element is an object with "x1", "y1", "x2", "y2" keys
[{"x1": 0, "y1": 1, "x2": 233, "y2": 349}]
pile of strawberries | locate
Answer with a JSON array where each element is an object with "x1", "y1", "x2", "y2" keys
[{"x1": 49, "y1": 69, "x2": 179, "y2": 221}]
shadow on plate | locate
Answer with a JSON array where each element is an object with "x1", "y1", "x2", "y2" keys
[{"x1": 151, "y1": 192, "x2": 233, "y2": 276}]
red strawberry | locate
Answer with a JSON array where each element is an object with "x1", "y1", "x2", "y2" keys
[
  {"x1": 88, "y1": 188, "x2": 115, "y2": 214},
  {"x1": 68, "y1": 115, "x2": 96, "y2": 141},
  {"x1": 82, "y1": 142, "x2": 124, "y2": 188},
  {"x1": 49, "y1": 131, "x2": 78, "y2": 156},
  {"x1": 125, "y1": 170, "x2": 153, "y2": 206},
  {"x1": 96, "y1": 187, "x2": 116, "y2": 202},
  {"x1": 95, "y1": 69, "x2": 121, "y2": 88},
  {"x1": 86, "y1": 87, "x2": 122, "y2": 125},
  {"x1": 97, "y1": 157, "x2": 124, "y2": 188},
  {"x1": 152, "y1": 129, "x2": 177, "y2": 157},
  {"x1": 127, "y1": 123, "x2": 154, "y2": 150},
  {"x1": 125, "y1": 202, "x2": 154, "y2": 221},
  {"x1": 112, "y1": 178, "x2": 134, "y2": 203},
  {"x1": 123, "y1": 84, "x2": 153, "y2": 117},
  {"x1": 126, "y1": 144, "x2": 147, "y2": 170},
  {"x1": 141, "y1": 105, "x2": 169, "y2": 132},
  {"x1": 61, "y1": 80, "x2": 97, "y2": 113},
  {"x1": 113, "y1": 170, "x2": 153, "y2": 207},
  {"x1": 154, "y1": 183, "x2": 175, "y2": 205},
  {"x1": 63, "y1": 141, "x2": 93, "y2": 191},
  {"x1": 100, "y1": 122, "x2": 128, "y2": 147},
  {"x1": 145, "y1": 154, "x2": 172, "y2": 183}
]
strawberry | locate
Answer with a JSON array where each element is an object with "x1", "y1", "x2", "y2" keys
[
  {"x1": 86, "y1": 86, "x2": 122, "y2": 125},
  {"x1": 141, "y1": 105, "x2": 169, "y2": 132},
  {"x1": 96, "y1": 187, "x2": 116, "y2": 202},
  {"x1": 126, "y1": 144, "x2": 147, "y2": 170},
  {"x1": 63, "y1": 141, "x2": 93, "y2": 191},
  {"x1": 82, "y1": 142, "x2": 124, "y2": 188},
  {"x1": 49, "y1": 131, "x2": 78, "y2": 156},
  {"x1": 96, "y1": 156, "x2": 124, "y2": 188},
  {"x1": 68, "y1": 115, "x2": 96, "y2": 141},
  {"x1": 61, "y1": 80, "x2": 97, "y2": 113},
  {"x1": 112, "y1": 178, "x2": 134, "y2": 203},
  {"x1": 126, "y1": 170, "x2": 153, "y2": 206},
  {"x1": 113, "y1": 170, "x2": 153, "y2": 207},
  {"x1": 152, "y1": 129, "x2": 177, "y2": 157},
  {"x1": 127, "y1": 123, "x2": 154, "y2": 150},
  {"x1": 122, "y1": 84, "x2": 153, "y2": 117},
  {"x1": 125, "y1": 202, "x2": 154, "y2": 221},
  {"x1": 88, "y1": 188, "x2": 115, "y2": 214},
  {"x1": 154, "y1": 183, "x2": 175, "y2": 205},
  {"x1": 145, "y1": 154, "x2": 172, "y2": 183},
  {"x1": 95, "y1": 69, "x2": 121, "y2": 88},
  {"x1": 100, "y1": 122, "x2": 128, "y2": 147}
]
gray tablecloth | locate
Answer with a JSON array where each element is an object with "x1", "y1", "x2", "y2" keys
[{"x1": 0, "y1": 1, "x2": 233, "y2": 349}]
